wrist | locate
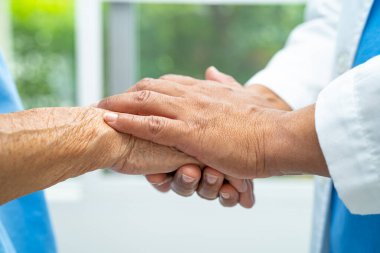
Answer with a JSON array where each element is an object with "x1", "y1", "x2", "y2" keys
[
  {"x1": 79, "y1": 107, "x2": 129, "y2": 171},
  {"x1": 0, "y1": 107, "x2": 128, "y2": 203},
  {"x1": 265, "y1": 105, "x2": 329, "y2": 177}
]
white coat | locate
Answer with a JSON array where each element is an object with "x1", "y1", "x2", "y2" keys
[{"x1": 247, "y1": 0, "x2": 380, "y2": 252}]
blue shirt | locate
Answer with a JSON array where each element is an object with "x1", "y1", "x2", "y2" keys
[
  {"x1": 0, "y1": 53, "x2": 56, "y2": 253},
  {"x1": 330, "y1": 0, "x2": 380, "y2": 252}
]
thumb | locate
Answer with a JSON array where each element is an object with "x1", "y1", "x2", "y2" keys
[{"x1": 205, "y1": 66, "x2": 241, "y2": 87}]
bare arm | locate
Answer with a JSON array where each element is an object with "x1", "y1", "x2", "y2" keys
[{"x1": 0, "y1": 107, "x2": 198, "y2": 204}]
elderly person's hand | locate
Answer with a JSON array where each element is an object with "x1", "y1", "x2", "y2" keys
[
  {"x1": 0, "y1": 106, "x2": 200, "y2": 204},
  {"x1": 146, "y1": 165, "x2": 254, "y2": 208}
]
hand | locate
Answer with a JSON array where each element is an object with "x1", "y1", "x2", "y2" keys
[
  {"x1": 100, "y1": 67, "x2": 291, "y2": 209},
  {"x1": 146, "y1": 165, "x2": 254, "y2": 208},
  {"x1": 0, "y1": 107, "x2": 203, "y2": 204},
  {"x1": 143, "y1": 67, "x2": 291, "y2": 208},
  {"x1": 98, "y1": 67, "x2": 328, "y2": 180},
  {"x1": 145, "y1": 67, "x2": 265, "y2": 208},
  {"x1": 98, "y1": 70, "x2": 286, "y2": 179},
  {"x1": 109, "y1": 129, "x2": 202, "y2": 175}
]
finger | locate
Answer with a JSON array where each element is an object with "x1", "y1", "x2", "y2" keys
[
  {"x1": 103, "y1": 113, "x2": 188, "y2": 150},
  {"x1": 98, "y1": 90, "x2": 182, "y2": 118},
  {"x1": 128, "y1": 78, "x2": 186, "y2": 97},
  {"x1": 160, "y1": 74, "x2": 200, "y2": 86},
  {"x1": 219, "y1": 184, "x2": 239, "y2": 207},
  {"x1": 205, "y1": 66, "x2": 241, "y2": 87},
  {"x1": 146, "y1": 174, "x2": 172, "y2": 193},
  {"x1": 225, "y1": 175, "x2": 248, "y2": 193},
  {"x1": 171, "y1": 164, "x2": 202, "y2": 197},
  {"x1": 197, "y1": 167, "x2": 224, "y2": 200},
  {"x1": 239, "y1": 180, "x2": 255, "y2": 209}
]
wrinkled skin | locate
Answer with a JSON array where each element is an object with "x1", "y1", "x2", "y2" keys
[{"x1": 100, "y1": 67, "x2": 291, "y2": 208}]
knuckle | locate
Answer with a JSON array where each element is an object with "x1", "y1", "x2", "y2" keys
[
  {"x1": 225, "y1": 75, "x2": 236, "y2": 83},
  {"x1": 98, "y1": 97, "x2": 112, "y2": 109},
  {"x1": 220, "y1": 85, "x2": 234, "y2": 93},
  {"x1": 128, "y1": 114, "x2": 138, "y2": 124},
  {"x1": 97, "y1": 99, "x2": 108, "y2": 109},
  {"x1": 136, "y1": 78, "x2": 153, "y2": 91},
  {"x1": 159, "y1": 74, "x2": 173, "y2": 80},
  {"x1": 147, "y1": 116, "x2": 165, "y2": 135},
  {"x1": 134, "y1": 90, "x2": 151, "y2": 103}
]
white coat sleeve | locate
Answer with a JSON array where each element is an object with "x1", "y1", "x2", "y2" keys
[
  {"x1": 315, "y1": 56, "x2": 380, "y2": 215},
  {"x1": 247, "y1": 0, "x2": 341, "y2": 109}
]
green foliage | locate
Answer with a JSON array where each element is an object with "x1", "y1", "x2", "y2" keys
[
  {"x1": 11, "y1": 0, "x2": 75, "y2": 108},
  {"x1": 10, "y1": 2, "x2": 304, "y2": 108},
  {"x1": 138, "y1": 4, "x2": 305, "y2": 83}
]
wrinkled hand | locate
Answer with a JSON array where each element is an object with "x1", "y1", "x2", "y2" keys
[
  {"x1": 146, "y1": 165, "x2": 254, "y2": 208},
  {"x1": 98, "y1": 67, "x2": 291, "y2": 179},
  {"x1": 145, "y1": 67, "x2": 291, "y2": 207},
  {"x1": 100, "y1": 67, "x2": 291, "y2": 207},
  {"x1": 110, "y1": 133, "x2": 202, "y2": 175},
  {"x1": 145, "y1": 67, "x2": 259, "y2": 208}
]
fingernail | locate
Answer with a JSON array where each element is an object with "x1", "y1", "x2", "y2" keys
[
  {"x1": 104, "y1": 112, "x2": 118, "y2": 123},
  {"x1": 152, "y1": 176, "x2": 172, "y2": 187},
  {"x1": 221, "y1": 192, "x2": 230, "y2": 199},
  {"x1": 206, "y1": 174, "x2": 218, "y2": 185},
  {"x1": 182, "y1": 174, "x2": 196, "y2": 184}
]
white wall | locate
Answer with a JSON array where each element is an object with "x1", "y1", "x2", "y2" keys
[{"x1": 46, "y1": 176, "x2": 313, "y2": 253}]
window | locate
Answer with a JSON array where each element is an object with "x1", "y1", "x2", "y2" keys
[{"x1": 10, "y1": 1, "x2": 305, "y2": 109}]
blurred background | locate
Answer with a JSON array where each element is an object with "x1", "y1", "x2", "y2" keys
[{"x1": 1, "y1": 0, "x2": 313, "y2": 252}]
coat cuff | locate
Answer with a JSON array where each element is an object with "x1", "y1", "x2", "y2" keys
[{"x1": 315, "y1": 67, "x2": 380, "y2": 215}]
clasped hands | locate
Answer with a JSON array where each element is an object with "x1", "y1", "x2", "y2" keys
[{"x1": 97, "y1": 67, "x2": 300, "y2": 208}]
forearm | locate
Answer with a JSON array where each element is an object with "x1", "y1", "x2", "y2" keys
[
  {"x1": 265, "y1": 105, "x2": 329, "y2": 177},
  {"x1": 0, "y1": 107, "x2": 125, "y2": 204}
]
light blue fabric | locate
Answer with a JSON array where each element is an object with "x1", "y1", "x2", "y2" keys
[
  {"x1": 330, "y1": 0, "x2": 380, "y2": 252},
  {"x1": 0, "y1": 53, "x2": 56, "y2": 253}
]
